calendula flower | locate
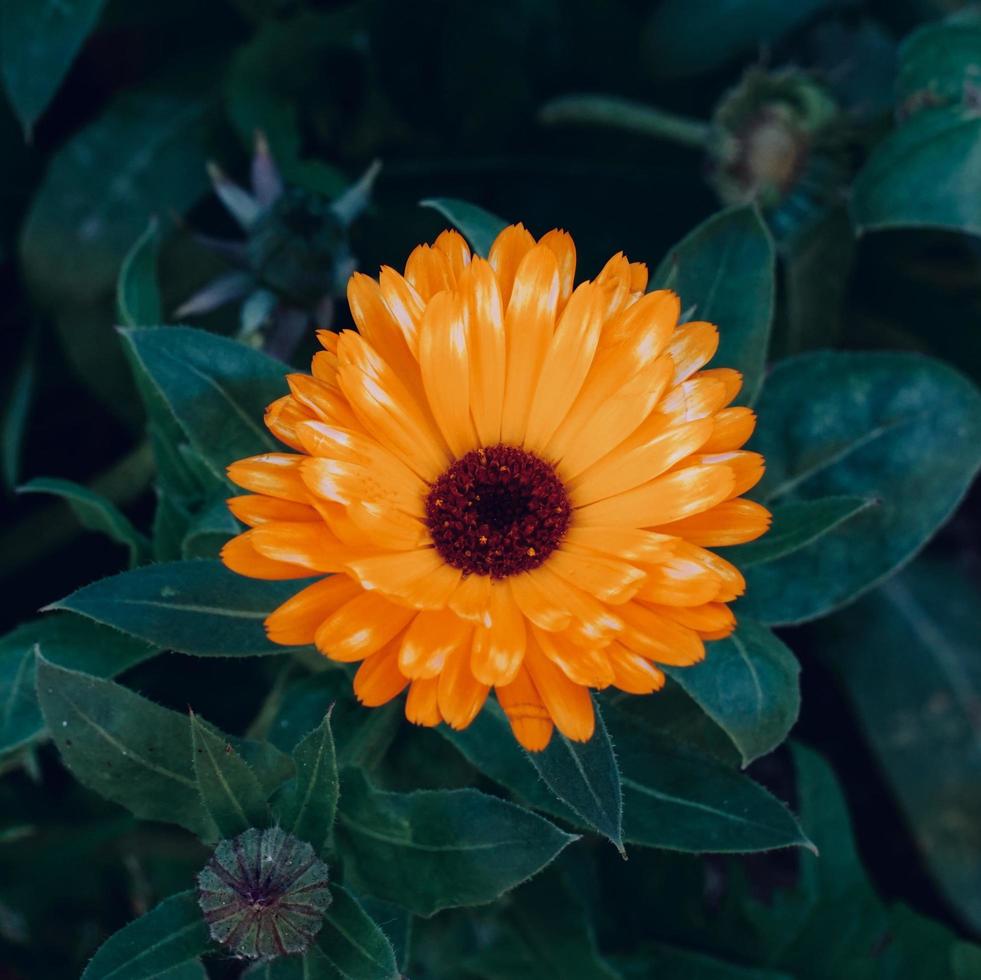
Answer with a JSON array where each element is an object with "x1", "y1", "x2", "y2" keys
[{"x1": 222, "y1": 225, "x2": 770, "y2": 750}]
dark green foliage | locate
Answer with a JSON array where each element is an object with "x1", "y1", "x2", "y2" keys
[
  {"x1": 653, "y1": 205, "x2": 775, "y2": 404},
  {"x1": 335, "y1": 768, "x2": 577, "y2": 916}
]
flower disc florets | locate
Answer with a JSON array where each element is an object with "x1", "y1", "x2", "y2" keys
[{"x1": 426, "y1": 445, "x2": 571, "y2": 578}]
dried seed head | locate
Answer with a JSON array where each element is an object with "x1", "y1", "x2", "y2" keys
[{"x1": 197, "y1": 826, "x2": 331, "y2": 960}]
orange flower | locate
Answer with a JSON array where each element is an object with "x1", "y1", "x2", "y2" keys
[{"x1": 222, "y1": 225, "x2": 770, "y2": 750}]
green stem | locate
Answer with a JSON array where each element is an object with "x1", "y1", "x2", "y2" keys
[{"x1": 540, "y1": 94, "x2": 711, "y2": 150}]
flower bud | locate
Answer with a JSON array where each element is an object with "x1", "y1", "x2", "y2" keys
[{"x1": 197, "y1": 826, "x2": 331, "y2": 960}]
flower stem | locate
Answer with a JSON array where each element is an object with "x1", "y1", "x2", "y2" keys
[{"x1": 540, "y1": 94, "x2": 711, "y2": 150}]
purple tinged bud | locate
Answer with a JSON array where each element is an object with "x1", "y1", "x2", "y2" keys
[{"x1": 197, "y1": 826, "x2": 331, "y2": 960}]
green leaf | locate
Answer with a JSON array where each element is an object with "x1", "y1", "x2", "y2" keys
[
  {"x1": 37, "y1": 657, "x2": 216, "y2": 838},
  {"x1": 190, "y1": 711, "x2": 272, "y2": 837},
  {"x1": 465, "y1": 871, "x2": 619, "y2": 980},
  {"x1": 607, "y1": 698, "x2": 813, "y2": 854},
  {"x1": 334, "y1": 768, "x2": 576, "y2": 917},
  {"x1": 18, "y1": 477, "x2": 151, "y2": 566},
  {"x1": 527, "y1": 703, "x2": 624, "y2": 853},
  {"x1": 117, "y1": 218, "x2": 163, "y2": 328},
  {"x1": 20, "y1": 88, "x2": 213, "y2": 309},
  {"x1": 274, "y1": 709, "x2": 339, "y2": 854},
  {"x1": 742, "y1": 352, "x2": 981, "y2": 625},
  {"x1": 0, "y1": 613, "x2": 154, "y2": 758},
  {"x1": 50, "y1": 559, "x2": 309, "y2": 657},
  {"x1": 614, "y1": 946, "x2": 792, "y2": 980},
  {"x1": 0, "y1": 0, "x2": 108, "y2": 135},
  {"x1": 268, "y1": 672, "x2": 402, "y2": 770},
  {"x1": 723, "y1": 496, "x2": 874, "y2": 568},
  {"x1": 851, "y1": 107, "x2": 981, "y2": 237},
  {"x1": 122, "y1": 326, "x2": 286, "y2": 480},
  {"x1": 731, "y1": 744, "x2": 889, "y2": 977},
  {"x1": 181, "y1": 498, "x2": 241, "y2": 560},
  {"x1": 653, "y1": 206, "x2": 775, "y2": 404},
  {"x1": 36, "y1": 658, "x2": 290, "y2": 837},
  {"x1": 315, "y1": 884, "x2": 400, "y2": 980},
  {"x1": 665, "y1": 619, "x2": 800, "y2": 766},
  {"x1": 815, "y1": 558, "x2": 981, "y2": 933},
  {"x1": 642, "y1": 0, "x2": 839, "y2": 78},
  {"x1": 80, "y1": 889, "x2": 210, "y2": 980},
  {"x1": 420, "y1": 198, "x2": 508, "y2": 258},
  {"x1": 896, "y1": 17, "x2": 981, "y2": 117},
  {"x1": 1, "y1": 335, "x2": 35, "y2": 490},
  {"x1": 780, "y1": 204, "x2": 854, "y2": 357},
  {"x1": 444, "y1": 692, "x2": 811, "y2": 854}
]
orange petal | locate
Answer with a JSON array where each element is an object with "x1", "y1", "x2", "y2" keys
[
  {"x1": 634, "y1": 549, "x2": 723, "y2": 607},
  {"x1": 496, "y1": 666, "x2": 553, "y2": 751},
  {"x1": 265, "y1": 574, "x2": 363, "y2": 645},
  {"x1": 552, "y1": 355, "x2": 675, "y2": 477},
  {"x1": 570, "y1": 417, "x2": 714, "y2": 504},
  {"x1": 227, "y1": 454, "x2": 310, "y2": 502},
  {"x1": 419, "y1": 290, "x2": 478, "y2": 456},
  {"x1": 227, "y1": 495, "x2": 320, "y2": 527},
  {"x1": 524, "y1": 281, "x2": 608, "y2": 451},
  {"x1": 695, "y1": 367, "x2": 742, "y2": 406},
  {"x1": 600, "y1": 288, "x2": 679, "y2": 356},
  {"x1": 524, "y1": 639, "x2": 595, "y2": 741},
  {"x1": 299, "y1": 431, "x2": 426, "y2": 515},
  {"x1": 606, "y1": 642, "x2": 666, "y2": 694},
  {"x1": 527, "y1": 566, "x2": 623, "y2": 644},
  {"x1": 449, "y1": 573, "x2": 493, "y2": 626},
  {"x1": 547, "y1": 550, "x2": 645, "y2": 604},
  {"x1": 562, "y1": 527, "x2": 676, "y2": 565},
  {"x1": 532, "y1": 626, "x2": 613, "y2": 688},
  {"x1": 538, "y1": 229, "x2": 576, "y2": 306},
  {"x1": 310, "y1": 350, "x2": 338, "y2": 383},
  {"x1": 378, "y1": 265, "x2": 426, "y2": 356},
  {"x1": 265, "y1": 395, "x2": 311, "y2": 451},
  {"x1": 463, "y1": 258, "x2": 507, "y2": 446},
  {"x1": 500, "y1": 244, "x2": 561, "y2": 444},
  {"x1": 434, "y1": 229, "x2": 472, "y2": 279},
  {"x1": 354, "y1": 639, "x2": 410, "y2": 706},
  {"x1": 618, "y1": 602, "x2": 706, "y2": 665},
  {"x1": 470, "y1": 585, "x2": 526, "y2": 685},
  {"x1": 398, "y1": 609, "x2": 471, "y2": 679},
  {"x1": 703, "y1": 407, "x2": 757, "y2": 452},
  {"x1": 575, "y1": 463, "x2": 734, "y2": 529},
  {"x1": 488, "y1": 224, "x2": 536, "y2": 304},
  {"x1": 404, "y1": 244, "x2": 453, "y2": 300},
  {"x1": 509, "y1": 572, "x2": 573, "y2": 632},
  {"x1": 314, "y1": 593, "x2": 416, "y2": 662},
  {"x1": 249, "y1": 521, "x2": 354, "y2": 573},
  {"x1": 657, "y1": 376, "x2": 730, "y2": 424},
  {"x1": 665, "y1": 321, "x2": 719, "y2": 384},
  {"x1": 345, "y1": 549, "x2": 462, "y2": 609},
  {"x1": 221, "y1": 532, "x2": 314, "y2": 580},
  {"x1": 657, "y1": 498, "x2": 771, "y2": 546},
  {"x1": 649, "y1": 601, "x2": 735, "y2": 636},
  {"x1": 406, "y1": 677, "x2": 442, "y2": 727},
  {"x1": 438, "y1": 644, "x2": 490, "y2": 730},
  {"x1": 336, "y1": 330, "x2": 450, "y2": 481},
  {"x1": 286, "y1": 374, "x2": 360, "y2": 430}
]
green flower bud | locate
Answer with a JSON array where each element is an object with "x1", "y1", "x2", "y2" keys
[
  {"x1": 197, "y1": 826, "x2": 331, "y2": 960},
  {"x1": 708, "y1": 68, "x2": 840, "y2": 210}
]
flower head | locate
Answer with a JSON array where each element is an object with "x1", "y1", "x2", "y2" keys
[{"x1": 222, "y1": 224, "x2": 770, "y2": 750}]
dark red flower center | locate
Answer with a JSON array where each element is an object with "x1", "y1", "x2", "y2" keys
[{"x1": 426, "y1": 445, "x2": 571, "y2": 579}]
